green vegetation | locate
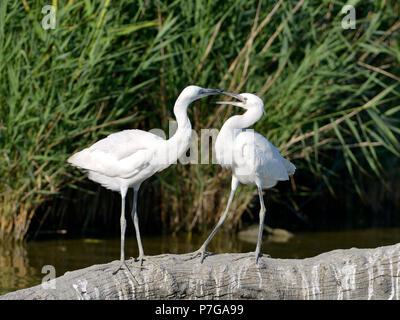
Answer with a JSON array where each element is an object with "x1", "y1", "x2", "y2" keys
[{"x1": 1, "y1": 0, "x2": 399, "y2": 240}]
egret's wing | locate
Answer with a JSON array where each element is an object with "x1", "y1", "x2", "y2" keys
[
  {"x1": 88, "y1": 129, "x2": 164, "y2": 160},
  {"x1": 234, "y1": 131, "x2": 290, "y2": 181},
  {"x1": 68, "y1": 129, "x2": 163, "y2": 178}
]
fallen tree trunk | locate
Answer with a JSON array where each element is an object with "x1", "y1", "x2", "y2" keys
[{"x1": 1, "y1": 243, "x2": 400, "y2": 300}]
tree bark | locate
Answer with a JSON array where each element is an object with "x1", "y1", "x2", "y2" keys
[{"x1": 1, "y1": 243, "x2": 399, "y2": 300}]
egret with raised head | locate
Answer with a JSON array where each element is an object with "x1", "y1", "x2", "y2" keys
[{"x1": 193, "y1": 93, "x2": 296, "y2": 264}]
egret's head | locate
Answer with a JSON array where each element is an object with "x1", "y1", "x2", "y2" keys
[
  {"x1": 215, "y1": 93, "x2": 266, "y2": 115},
  {"x1": 178, "y1": 85, "x2": 223, "y2": 103}
]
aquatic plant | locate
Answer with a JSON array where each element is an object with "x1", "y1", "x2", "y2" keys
[{"x1": 1, "y1": 0, "x2": 399, "y2": 240}]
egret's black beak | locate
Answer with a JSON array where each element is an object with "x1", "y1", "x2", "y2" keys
[
  {"x1": 220, "y1": 91, "x2": 246, "y2": 103},
  {"x1": 214, "y1": 100, "x2": 246, "y2": 108},
  {"x1": 213, "y1": 90, "x2": 246, "y2": 108},
  {"x1": 199, "y1": 89, "x2": 246, "y2": 104},
  {"x1": 199, "y1": 88, "x2": 224, "y2": 96}
]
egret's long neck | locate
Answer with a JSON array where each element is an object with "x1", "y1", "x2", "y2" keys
[
  {"x1": 173, "y1": 98, "x2": 191, "y2": 130},
  {"x1": 165, "y1": 98, "x2": 192, "y2": 161},
  {"x1": 220, "y1": 109, "x2": 262, "y2": 134}
]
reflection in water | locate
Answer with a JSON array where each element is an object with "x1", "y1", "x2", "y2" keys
[
  {"x1": 0, "y1": 244, "x2": 38, "y2": 295},
  {"x1": 1, "y1": 228, "x2": 400, "y2": 295}
]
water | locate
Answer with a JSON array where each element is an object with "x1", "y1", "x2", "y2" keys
[{"x1": 1, "y1": 228, "x2": 400, "y2": 295}]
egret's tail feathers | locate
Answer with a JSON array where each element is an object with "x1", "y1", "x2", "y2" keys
[
  {"x1": 283, "y1": 158, "x2": 296, "y2": 176},
  {"x1": 88, "y1": 171, "x2": 120, "y2": 192},
  {"x1": 67, "y1": 150, "x2": 90, "y2": 169}
]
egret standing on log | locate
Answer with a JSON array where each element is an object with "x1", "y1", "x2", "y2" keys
[
  {"x1": 67, "y1": 85, "x2": 240, "y2": 275},
  {"x1": 193, "y1": 93, "x2": 296, "y2": 264}
]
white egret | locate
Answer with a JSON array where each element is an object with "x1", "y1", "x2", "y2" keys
[
  {"x1": 194, "y1": 93, "x2": 296, "y2": 263},
  {"x1": 67, "y1": 85, "x2": 240, "y2": 275}
]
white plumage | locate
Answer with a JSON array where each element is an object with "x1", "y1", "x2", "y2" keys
[
  {"x1": 69, "y1": 130, "x2": 166, "y2": 190},
  {"x1": 230, "y1": 130, "x2": 295, "y2": 186},
  {"x1": 195, "y1": 93, "x2": 295, "y2": 263}
]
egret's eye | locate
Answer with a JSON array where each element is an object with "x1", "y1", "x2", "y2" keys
[{"x1": 244, "y1": 97, "x2": 248, "y2": 101}]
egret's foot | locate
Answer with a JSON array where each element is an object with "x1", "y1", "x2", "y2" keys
[
  {"x1": 112, "y1": 261, "x2": 140, "y2": 284},
  {"x1": 255, "y1": 251, "x2": 261, "y2": 265},
  {"x1": 130, "y1": 255, "x2": 161, "y2": 269},
  {"x1": 187, "y1": 247, "x2": 212, "y2": 263},
  {"x1": 254, "y1": 251, "x2": 270, "y2": 264}
]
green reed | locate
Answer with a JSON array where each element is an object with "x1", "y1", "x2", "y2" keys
[{"x1": 0, "y1": 0, "x2": 399, "y2": 240}]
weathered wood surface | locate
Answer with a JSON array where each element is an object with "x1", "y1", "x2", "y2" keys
[{"x1": 1, "y1": 243, "x2": 400, "y2": 300}]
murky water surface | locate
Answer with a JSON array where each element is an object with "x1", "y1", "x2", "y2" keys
[{"x1": 1, "y1": 228, "x2": 400, "y2": 295}]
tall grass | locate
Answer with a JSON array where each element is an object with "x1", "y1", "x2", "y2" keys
[
  {"x1": 151, "y1": 0, "x2": 400, "y2": 233},
  {"x1": 0, "y1": 0, "x2": 174, "y2": 239},
  {"x1": 1, "y1": 0, "x2": 399, "y2": 240}
]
